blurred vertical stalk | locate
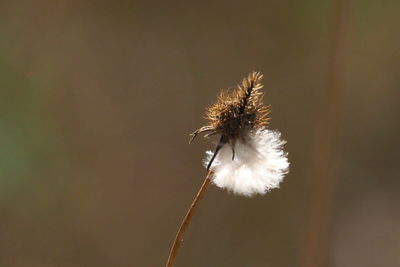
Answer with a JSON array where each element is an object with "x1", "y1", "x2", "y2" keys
[{"x1": 303, "y1": 0, "x2": 351, "y2": 266}]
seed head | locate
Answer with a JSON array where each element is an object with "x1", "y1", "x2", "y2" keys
[
  {"x1": 190, "y1": 71, "x2": 270, "y2": 143},
  {"x1": 190, "y1": 71, "x2": 289, "y2": 196}
]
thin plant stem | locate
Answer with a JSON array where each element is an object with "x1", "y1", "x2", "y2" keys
[{"x1": 166, "y1": 170, "x2": 213, "y2": 267}]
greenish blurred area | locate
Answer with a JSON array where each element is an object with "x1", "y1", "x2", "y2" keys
[
  {"x1": 0, "y1": 51, "x2": 48, "y2": 196},
  {"x1": 0, "y1": 0, "x2": 399, "y2": 266}
]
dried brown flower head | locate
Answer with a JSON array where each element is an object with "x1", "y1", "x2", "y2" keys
[{"x1": 190, "y1": 71, "x2": 270, "y2": 170}]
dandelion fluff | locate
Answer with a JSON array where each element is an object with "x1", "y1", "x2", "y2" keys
[{"x1": 204, "y1": 128, "x2": 289, "y2": 196}]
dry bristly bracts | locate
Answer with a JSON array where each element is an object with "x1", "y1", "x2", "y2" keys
[{"x1": 190, "y1": 71, "x2": 289, "y2": 196}]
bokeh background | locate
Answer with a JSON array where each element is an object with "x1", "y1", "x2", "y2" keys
[{"x1": 1, "y1": 0, "x2": 399, "y2": 266}]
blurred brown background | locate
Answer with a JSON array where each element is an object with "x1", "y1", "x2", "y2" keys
[{"x1": 0, "y1": 0, "x2": 399, "y2": 266}]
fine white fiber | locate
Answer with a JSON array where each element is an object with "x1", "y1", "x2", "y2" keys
[{"x1": 204, "y1": 128, "x2": 289, "y2": 196}]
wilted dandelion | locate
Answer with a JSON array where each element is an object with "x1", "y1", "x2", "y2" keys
[{"x1": 166, "y1": 71, "x2": 289, "y2": 267}]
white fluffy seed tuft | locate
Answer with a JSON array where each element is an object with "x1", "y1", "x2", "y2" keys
[{"x1": 204, "y1": 128, "x2": 289, "y2": 197}]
